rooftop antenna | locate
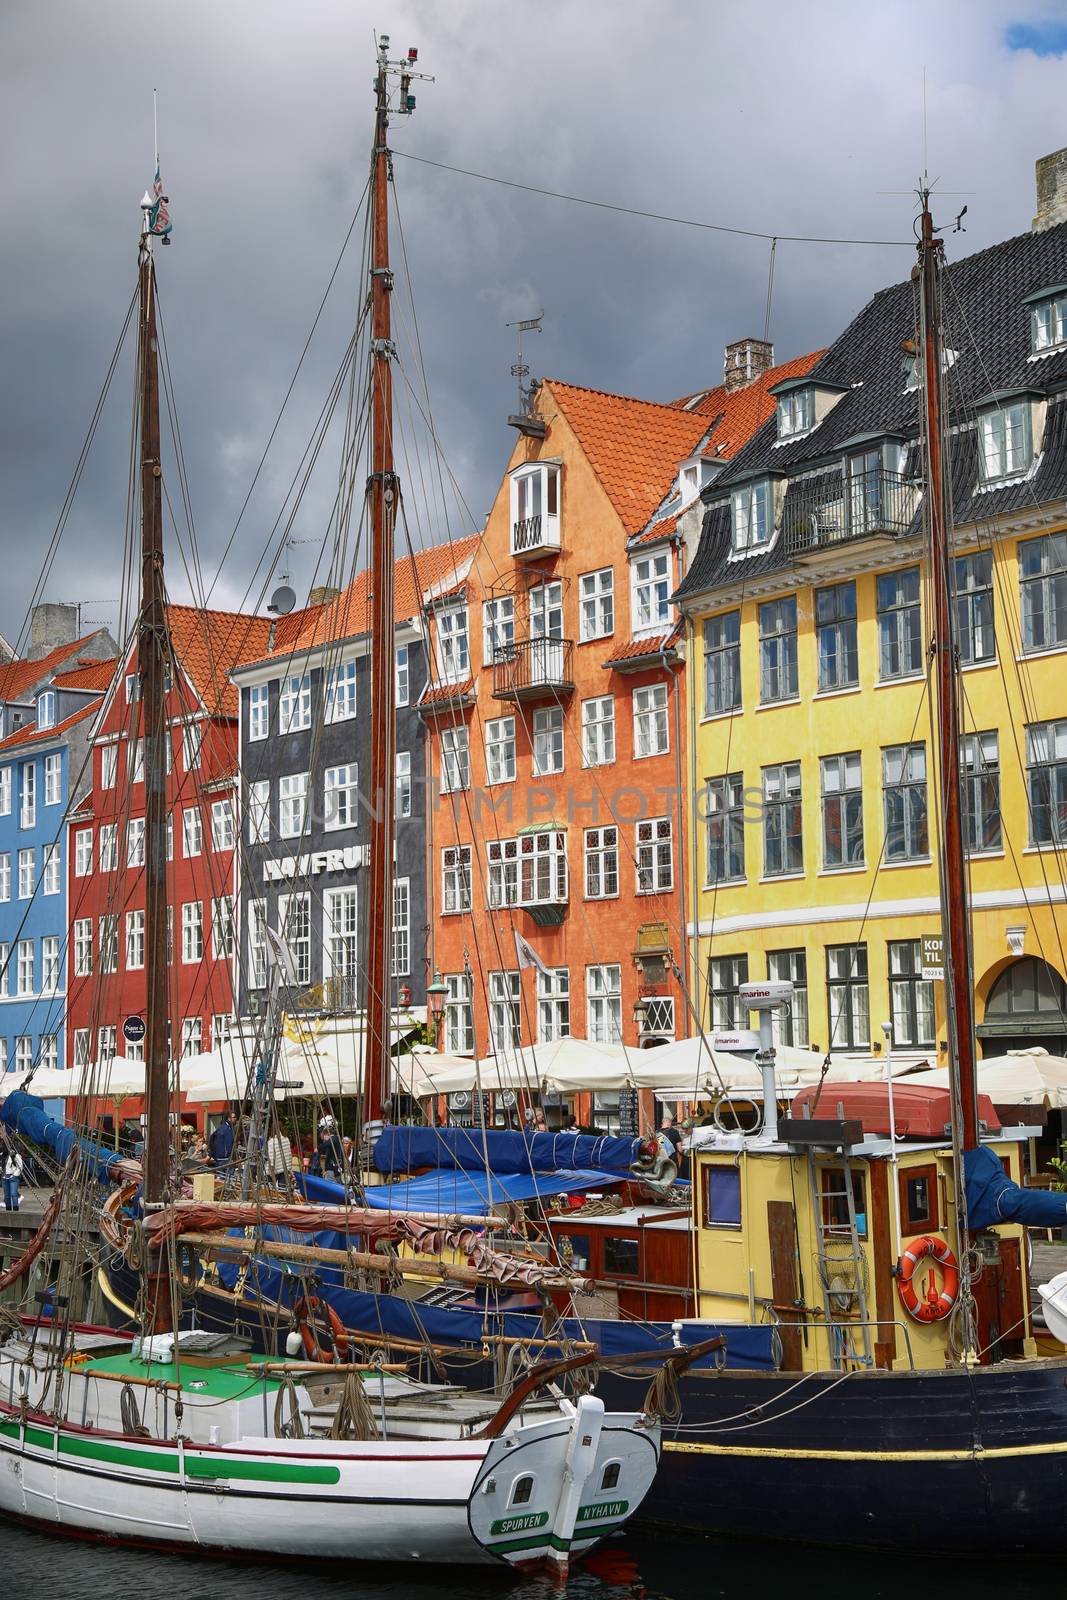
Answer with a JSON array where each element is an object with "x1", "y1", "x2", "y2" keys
[{"x1": 507, "y1": 312, "x2": 544, "y2": 418}]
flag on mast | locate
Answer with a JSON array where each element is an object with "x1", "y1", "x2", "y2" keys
[
  {"x1": 147, "y1": 162, "x2": 172, "y2": 238},
  {"x1": 514, "y1": 930, "x2": 550, "y2": 979}
]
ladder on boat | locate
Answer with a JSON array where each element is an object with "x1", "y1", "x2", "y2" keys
[{"x1": 805, "y1": 1144, "x2": 873, "y2": 1371}]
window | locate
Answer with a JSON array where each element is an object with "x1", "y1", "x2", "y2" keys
[
  {"x1": 889, "y1": 939, "x2": 935, "y2": 1047},
  {"x1": 181, "y1": 901, "x2": 204, "y2": 964},
  {"x1": 877, "y1": 568, "x2": 922, "y2": 680},
  {"x1": 579, "y1": 569, "x2": 614, "y2": 641},
  {"x1": 17, "y1": 847, "x2": 34, "y2": 899},
  {"x1": 166, "y1": 904, "x2": 173, "y2": 965},
  {"x1": 101, "y1": 745, "x2": 117, "y2": 788},
  {"x1": 74, "y1": 828, "x2": 92, "y2": 876},
  {"x1": 537, "y1": 967, "x2": 570, "y2": 1042},
  {"x1": 99, "y1": 825, "x2": 118, "y2": 872},
  {"x1": 182, "y1": 721, "x2": 204, "y2": 772},
  {"x1": 763, "y1": 762, "x2": 802, "y2": 876},
  {"x1": 529, "y1": 580, "x2": 564, "y2": 659},
  {"x1": 820, "y1": 1166, "x2": 868, "y2": 1238},
  {"x1": 510, "y1": 1475, "x2": 535, "y2": 1509},
  {"x1": 511, "y1": 463, "x2": 560, "y2": 551},
  {"x1": 211, "y1": 798, "x2": 235, "y2": 851},
  {"x1": 325, "y1": 661, "x2": 358, "y2": 722},
  {"x1": 442, "y1": 845, "x2": 472, "y2": 914},
  {"x1": 705, "y1": 773, "x2": 745, "y2": 885},
  {"x1": 604, "y1": 1236, "x2": 640, "y2": 1276},
  {"x1": 180, "y1": 1017, "x2": 203, "y2": 1058},
  {"x1": 710, "y1": 955, "x2": 749, "y2": 1031},
  {"x1": 532, "y1": 707, "x2": 564, "y2": 775},
  {"x1": 324, "y1": 764, "x2": 359, "y2": 831},
  {"x1": 487, "y1": 838, "x2": 519, "y2": 908},
  {"x1": 0, "y1": 943, "x2": 8, "y2": 997},
  {"x1": 212, "y1": 1014, "x2": 234, "y2": 1048},
  {"x1": 126, "y1": 909, "x2": 145, "y2": 970},
  {"x1": 126, "y1": 818, "x2": 145, "y2": 868},
  {"x1": 247, "y1": 898, "x2": 268, "y2": 989},
  {"x1": 323, "y1": 887, "x2": 358, "y2": 991},
  {"x1": 485, "y1": 717, "x2": 516, "y2": 785},
  {"x1": 883, "y1": 743, "x2": 928, "y2": 861},
  {"x1": 395, "y1": 750, "x2": 412, "y2": 817},
  {"x1": 19, "y1": 762, "x2": 35, "y2": 828},
  {"x1": 279, "y1": 772, "x2": 309, "y2": 838},
  {"x1": 437, "y1": 605, "x2": 469, "y2": 682},
  {"x1": 632, "y1": 551, "x2": 672, "y2": 633},
  {"x1": 37, "y1": 691, "x2": 55, "y2": 730},
  {"x1": 73, "y1": 1029, "x2": 90, "y2": 1066},
  {"x1": 776, "y1": 385, "x2": 813, "y2": 438},
  {"x1": 768, "y1": 949, "x2": 809, "y2": 1047},
  {"x1": 703, "y1": 611, "x2": 741, "y2": 716},
  {"x1": 821, "y1": 753, "x2": 863, "y2": 869},
  {"x1": 489, "y1": 970, "x2": 521, "y2": 1052},
  {"x1": 955, "y1": 551, "x2": 994, "y2": 664},
  {"x1": 1027, "y1": 719, "x2": 1067, "y2": 845},
  {"x1": 759, "y1": 597, "x2": 798, "y2": 703},
  {"x1": 125, "y1": 672, "x2": 140, "y2": 703},
  {"x1": 15, "y1": 1037, "x2": 31, "y2": 1075},
  {"x1": 278, "y1": 675, "x2": 312, "y2": 733},
  {"x1": 962, "y1": 731, "x2": 1001, "y2": 852},
  {"x1": 633, "y1": 683, "x2": 669, "y2": 758},
  {"x1": 0, "y1": 768, "x2": 9, "y2": 814},
  {"x1": 979, "y1": 401, "x2": 1032, "y2": 481},
  {"x1": 642, "y1": 995, "x2": 676, "y2": 1038},
  {"x1": 483, "y1": 596, "x2": 515, "y2": 662},
  {"x1": 1030, "y1": 291, "x2": 1067, "y2": 352},
  {"x1": 395, "y1": 644, "x2": 409, "y2": 707},
  {"x1": 73, "y1": 919, "x2": 93, "y2": 976},
  {"x1": 248, "y1": 682, "x2": 269, "y2": 740},
  {"x1": 278, "y1": 893, "x2": 311, "y2": 985},
  {"x1": 39, "y1": 1034, "x2": 57, "y2": 1072},
  {"x1": 636, "y1": 817, "x2": 673, "y2": 893},
  {"x1": 519, "y1": 831, "x2": 568, "y2": 907},
  {"x1": 827, "y1": 944, "x2": 869, "y2": 1049},
  {"x1": 731, "y1": 479, "x2": 772, "y2": 551},
  {"x1": 182, "y1": 807, "x2": 202, "y2": 857},
  {"x1": 1020, "y1": 532, "x2": 1067, "y2": 652},
  {"x1": 44, "y1": 751, "x2": 61, "y2": 804},
  {"x1": 587, "y1": 964, "x2": 622, "y2": 1043},
  {"x1": 392, "y1": 878, "x2": 410, "y2": 978},
  {"x1": 212, "y1": 895, "x2": 234, "y2": 960},
  {"x1": 98, "y1": 1025, "x2": 117, "y2": 1064},
  {"x1": 41, "y1": 936, "x2": 59, "y2": 993},
  {"x1": 98, "y1": 917, "x2": 117, "y2": 975},
  {"x1": 584, "y1": 826, "x2": 619, "y2": 899},
  {"x1": 0, "y1": 854, "x2": 8, "y2": 901},
  {"x1": 445, "y1": 973, "x2": 474, "y2": 1054},
  {"x1": 901, "y1": 1165, "x2": 939, "y2": 1233},
  {"x1": 702, "y1": 1165, "x2": 742, "y2": 1228},
  {"x1": 440, "y1": 726, "x2": 470, "y2": 793},
  {"x1": 581, "y1": 696, "x2": 615, "y2": 767},
  {"x1": 815, "y1": 582, "x2": 858, "y2": 692},
  {"x1": 248, "y1": 779, "x2": 270, "y2": 843}
]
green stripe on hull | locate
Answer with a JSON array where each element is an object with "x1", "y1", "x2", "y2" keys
[
  {"x1": 0, "y1": 1417, "x2": 339, "y2": 1485},
  {"x1": 486, "y1": 1517, "x2": 630, "y2": 1555}
]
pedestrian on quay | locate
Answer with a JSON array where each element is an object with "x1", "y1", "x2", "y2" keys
[
  {"x1": 210, "y1": 1110, "x2": 235, "y2": 1169},
  {"x1": 2, "y1": 1145, "x2": 23, "y2": 1211}
]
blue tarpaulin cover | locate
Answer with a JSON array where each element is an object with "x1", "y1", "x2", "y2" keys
[
  {"x1": 299, "y1": 1168, "x2": 622, "y2": 1214},
  {"x1": 373, "y1": 1126, "x2": 639, "y2": 1177},
  {"x1": 1, "y1": 1091, "x2": 121, "y2": 1181},
  {"x1": 965, "y1": 1144, "x2": 1067, "y2": 1229}
]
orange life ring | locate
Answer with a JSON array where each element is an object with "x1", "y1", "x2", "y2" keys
[
  {"x1": 897, "y1": 1235, "x2": 959, "y2": 1323},
  {"x1": 294, "y1": 1295, "x2": 350, "y2": 1363}
]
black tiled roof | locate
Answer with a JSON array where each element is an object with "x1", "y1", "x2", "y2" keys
[{"x1": 678, "y1": 219, "x2": 1067, "y2": 602}]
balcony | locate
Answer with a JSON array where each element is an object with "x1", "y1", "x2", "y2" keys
[
  {"x1": 492, "y1": 637, "x2": 575, "y2": 702},
  {"x1": 782, "y1": 468, "x2": 918, "y2": 558},
  {"x1": 511, "y1": 513, "x2": 561, "y2": 559}
]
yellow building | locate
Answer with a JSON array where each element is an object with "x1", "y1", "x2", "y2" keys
[{"x1": 676, "y1": 185, "x2": 1067, "y2": 1072}]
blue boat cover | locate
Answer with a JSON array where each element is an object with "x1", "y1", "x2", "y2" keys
[
  {"x1": 1, "y1": 1091, "x2": 121, "y2": 1182},
  {"x1": 373, "y1": 1126, "x2": 639, "y2": 1176},
  {"x1": 965, "y1": 1144, "x2": 1067, "y2": 1229},
  {"x1": 298, "y1": 1168, "x2": 622, "y2": 1214}
]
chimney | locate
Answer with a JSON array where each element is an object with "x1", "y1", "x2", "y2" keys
[
  {"x1": 307, "y1": 584, "x2": 340, "y2": 607},
  {"x1": 723, "y1": 337, "x2": 774, "y2": 395},
  {"x1": 1033, "y1": 147, "x2": 1067, "y2": 232},
  {"x1": 28, "y1": 602, "x2": 80, "y2": 660}
]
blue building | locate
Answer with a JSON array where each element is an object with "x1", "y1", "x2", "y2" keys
[{"x1": 0, "y1": 636, "x2": 115, "y2": 1081}]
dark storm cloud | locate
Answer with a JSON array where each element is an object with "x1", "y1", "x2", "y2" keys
[{"x1": 0, "y1": 0, "x2": 1062, "y2": 646}]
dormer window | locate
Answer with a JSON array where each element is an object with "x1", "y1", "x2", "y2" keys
[
  {"x1": 678, "y1": 455, "x2": 716, "y2": 506},
  {"x1": 979, "y1": 401, "x2": 1033, "y2": 482},
  {"x1": 731, "y1": 479, "x2": 772, "y2": 552},
  {"x1": 903, "y1": 346, "x2": 958, "y2": 393},
  {"x1": 510, "y1": 463, "x2": 561, "y2": 557},
  {"x1": 37, "y1": 692, "x2": 55, "y2": 730},
  {"x1": 776, "y1": 386, "x2": 814, "y2": 439},
  {"x1": 1025, "y1": 285, "x2": 1067, "y2": 354}
]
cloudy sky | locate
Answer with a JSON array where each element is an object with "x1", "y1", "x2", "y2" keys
[{"x1": 1, "y1": 0, "x2": 1066, "y2": 649}]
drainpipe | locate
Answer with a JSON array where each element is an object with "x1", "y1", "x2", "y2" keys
[{"x1": 662, "y1": 643, "x2": 691, "y2": 1038}]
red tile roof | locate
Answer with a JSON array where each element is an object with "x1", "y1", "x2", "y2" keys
[
  {"x1": 603, "y1": 625, "x2": 681, "y2": 669},
  {"x1": 51, "y1": 660, "x2": 117, "y2": 693},
  {"x1": 165, "y1": 604, "x2": 277, "y2": 718},
  {"x1": 0, "y1": 633, "x2": 113, "y2": 704},
  {"x1": 632, "y1": 514, "x2": 679, "y2": 547},
  {"x1": 417, "y1": 679, "x2": 475, "y2": 711},
  {"x1": 0, "y1": 700, "x2": 99, "y2": 752},
  {"x1": 669, "y1": 349, "x2": 825, "y2": 460}
]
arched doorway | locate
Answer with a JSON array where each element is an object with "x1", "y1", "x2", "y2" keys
[{"x1": 978, "y1": 958, "x2": 1067, "y2": 1055}]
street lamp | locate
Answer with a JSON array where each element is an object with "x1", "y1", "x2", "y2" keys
[{"x1": 427, "y1": 970, "x2": 448, "y2": 1048}]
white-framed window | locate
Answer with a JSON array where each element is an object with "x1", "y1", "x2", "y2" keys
[
  {"x1": 125, "y1": 909, "x2": 145, "y2": 970},
  {"x1": 731, "y1": 478, "x2": 772, "y2": 551},
  {"x1": 248, "y1": 898, "x2": 268, "y2": 989},
  {"x1": 0, "y1": 1039, "x2": 7, "y2": 1073},
  {"x1": 248, "y1": 682, "x2": 270, "y2": 741},
  {"x1": 181, "y1": 901, "x2": 204, "y2": 964},
  {"x1": 44, "y1": 751, "x2": 61, "y2": 804},
  {"x1": 979, "y1": 401, "x2": 1033, "y2": 481},
  {"x1": 182, "y1": 721, "x2": 204, "y2": 771},
  {"x1": 98, "y1": 917, "x2": 117, "y2": 975},
  {"x1": 636, "y1": 816, "x2": 673, "y2": 893},
  {"x1": 73, "y1": 919, "x2": 93, "y2": 976},
  {"x1": 182, "y1": 807, "x2": 202, "y2": 857},
  {"x1": 101, "y1": 745, "x2": 117, "y2": 790},
  {"x1": 579, "y1": 568, "x2": 614, "y2": 641},
  {"x1": 125, "y1": 818, "x2": 145, "y2": 868},
  {"x1": 180, "y1": 1017, "x2": 204, "y2": 1058},
  {"x1": 642, "y1": 996, "x2": 676, "y2": 1039},
  {"x1": 41, "y1": 842, "x2": 60, "y2": 894},
  {"x1": 212, "y1": 895, "x2": 234, "y2": 960},
  {"x1": 278, "y1": 674, "x2": 312, "y2": 733},
  {"x1": 632, "y1": 550, "x2": 671, "y2": 634},
  {"x1": 98, "y1": 1025, "x2": 118, "y2": 1064},
  {"x1": 41, "y1": 936, "x2": 60, "y2": 993},
  {"x1": 323, "y1": 886, "x2": 358, "y2": 989},
  {"x1": 437, "y1": 604, "x2": 469, "y2": 683},
  {"x1": 99, "y1": 824, "x2": 117, "y2": 872},
  {"x1": 211, "y1": 798, "x2": 235, "y2": 851},
  {"x1": 211, "y1": 1013, "x2": 234, "y2": 1048},
  {"x1": 510, "y1": 463, "x2": 560, "y2": 554},
  {"x1": 487, "y1": 838, "x2": 519, "y2": 908},
  {"x1": 485, "y1": 716, "x2": 515, "y2": 785},
  {"x1": 537, "y1": 967, "x2": 570, "y2": 1042},
  {"x1": 278, "y1": 892, "x2": 311, "y2": 985},
  {"x1": 581, "y1": 695, "x2": 615, "y2": 767},
  {"x1": 489, "y1": 970, "x2": 521, "y2": 1052},
  {"x1": 633, "y1": 683, "x2": 669, "y2": 758},
  {"x1": 587, "y1": 964, "x2": 622, "y2": 1044},
  {"x1": 19, "y1": 762, "x2": 35, "y2": 828},
  {"x1": 15, "y1": 1037, "x2": 32, "y2": 1075},
  {"x1": 444, "y1": 973, "x2": 474, "y2": 1054},
  {"x1": 324, "y1": 764, "x2": 359, "y2": 831},
  {"x1": 1030, "y1": 291, "x2": 1067, "y2": 353},
  {"x1": 0, "y1": 854, "x2": 9, "y2": 901},
  {"x1": 532, "y1": 706, "x2": 564, "y2": 776},
  {"x1": 166, "y1": 904, "x2": 173, "y2": 965},
  {"x1": 279, "y1": 771, "x2": 309, "y2": 838},
  {"x1": 125, "y1": 673, "x2": 140, "y2": 704},
  {"x1": 325, "y1": 660, "x2": 358, "y2": 723},
  {"x1": 39, "y1": 1033, "x2": 58, "y2": 1071},
  {"x1": 395, "y1": 750, "x2": 412, "y2": 818},
  {"x1": 73, "y1": 1028, "x2": 90, "y2": 1066},
  {"x1": 75, "y1": 827, "x2": 92, "y2": 876},
  {"x1": 393, "y1": 877, "x2": 410, "y2": 978},
  {"x1": 0, "y1": 768, "x2": 9, "y2": 815},
  {"x1": 0, "y1": 942, "x2": 8, "y2": 998},
  {"x1": 17, "y1": 847, "x2": 34, "y2": 898},
  {"x1": 441, "y1": 726, "x2": 470, "y2": 793},
  {"x1": 395, "y1": 644, "x2": 409, "y2": 707},
  {"x1": 584, "y1": 825, "x2": 619, "y2": 899},
  {"x1": 519, "y1": 830, "x2": 568, "y2": 907},
  {"x1": 129, "y1": 736, "x2": 147, "y2": 784},
  {"x1": 37, "y1": 691, "x2": 56, "y2": 730},
  {"x1": 483, "y1": 596, "x2": 515, "y2": 662},
  {"x1": 442, "y1": 845, "x2": 472, "y2": 914},
  {"x1": 248, "y1": 779, "x2": 270, "y2": 843},
  {"x1": 776, "y1": 385, "x2": 814, "y2": 439}
]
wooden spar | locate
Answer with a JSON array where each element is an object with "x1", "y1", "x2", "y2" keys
[
  {"x1": 917, "y1": 198, "x2": 980, "y2": 1152},
  {"x1": 363, "y1": 40, "x2": 398, "y2": 1127}
]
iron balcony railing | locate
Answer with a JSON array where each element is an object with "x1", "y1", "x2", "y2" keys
[
  {"x1": 491, "y1": 636, "x2": 575, "y2": 701},
  {"x1": 782, "y1": 468, "x2": 918, "y2": 556}
]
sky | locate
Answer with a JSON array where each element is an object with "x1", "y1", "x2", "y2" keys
[{"x1": 1, "y1": 0, "x2": 1066, "y2": 651}]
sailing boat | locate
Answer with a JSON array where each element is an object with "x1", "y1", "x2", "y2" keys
[{"x1": 0, "y1": 39, "x2": 668, "y2": 1572}]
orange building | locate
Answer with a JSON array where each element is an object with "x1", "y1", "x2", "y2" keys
[{"x1": 422, "y1": 342, "x2": 821, "y2": 1129}]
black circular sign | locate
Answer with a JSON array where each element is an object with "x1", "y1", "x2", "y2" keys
[{"x1": 122, "y1": 1015, "x2": 146, "y2": 1044}]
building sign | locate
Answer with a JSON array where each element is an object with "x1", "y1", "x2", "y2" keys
[
  {"x1": 122, "y1": 1016, "x2": 146, "y2": 1044},
  {"x1": 264, "y1": 845, "x2": 367, "y2": 883},
  {"x1": 618, "y1": 1087, "x2": 639, "y2": 1136},
  {"x1": 921, "y1": 934, "x2": 944, "y2": 981}
]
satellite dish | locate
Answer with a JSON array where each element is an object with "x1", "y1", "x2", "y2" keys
[{"x1": 268, "y1": 585, "x2": 296, "y2": 616}]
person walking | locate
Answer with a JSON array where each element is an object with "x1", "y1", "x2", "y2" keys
[
  {"x1": 209, "y1": 1110, "x2": 235, "y2": 1168},
  {"x1": 2, "y1": 1146, "x2": 23, "y2": 1211}
]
